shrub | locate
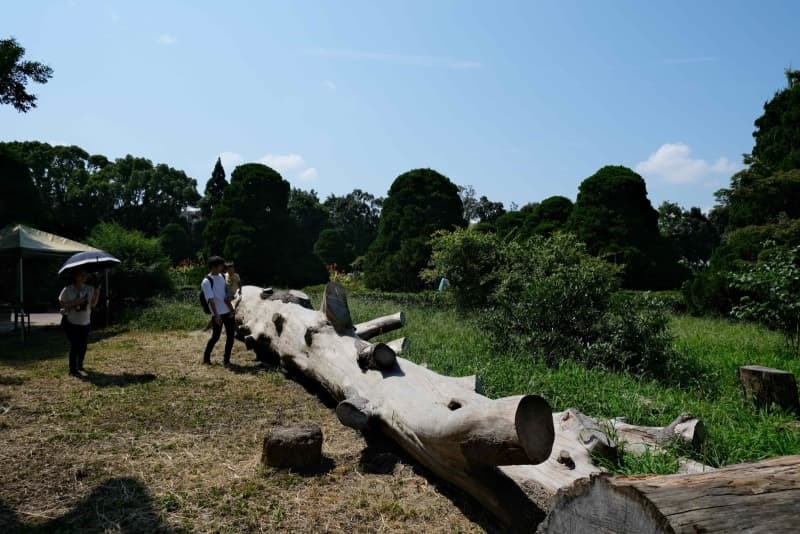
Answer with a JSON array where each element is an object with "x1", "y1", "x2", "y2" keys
[
  {"x1": 87, "y1": 222, "x2": 172, "y2": 303},
  {"x1": 483, "y1": 233, "x2": 674, "y2": 375},
  {"x1": 729, "y1": 243, "x2": 800, "y2": 351},
  {"x1": 421, "y1": 228, "x2": 504, "y2": 309}
]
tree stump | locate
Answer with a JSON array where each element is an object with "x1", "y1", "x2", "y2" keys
[
  {"x1": 262, "y1": 424, "x2": 323, "y2": 469},
  {"x1": 739, "y1": 365, "x2": 800, "y2": 415}
]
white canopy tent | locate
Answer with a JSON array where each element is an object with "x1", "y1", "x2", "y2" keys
[{"x1": 0, "y1": 224, "x2": 101, "y2": 339}]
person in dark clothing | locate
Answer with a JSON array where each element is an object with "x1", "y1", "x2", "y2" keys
[
  {"x1": 201, "y1": 256, "x2": 235, "y2": 366},
  {"x1": 59, "y1": 268, "x2": 100, "y2": 377}
]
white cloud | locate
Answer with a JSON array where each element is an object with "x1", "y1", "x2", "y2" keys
[
  {"x1": 324, "y1": 80, "x2": 336, "y2": 91},
  {"x1": 257, "y1": 153, "x2": 306, "y2": 173},
  {"x1": 297, "y1": 167, "x2": 318, "y2": 182},
  {"x1": 635, "y1": 143, "x2": 740, "y2": 185},
  {"x1": 219, "y1": 152, "x2": 242, "y2": 172},
  {"x1": 157, "y1": 33, "x2": 178, "y2": 45},
  {"x1": 303, "y1": 47, "x2": 482, "y2": 70}
]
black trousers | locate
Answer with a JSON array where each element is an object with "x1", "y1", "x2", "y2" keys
[
  {"x1": 204, "y1": 313, "x2": 235, "y2": 362},
  {"x1": 62, "y1": 318, "x2": 90, "y2": 373}
]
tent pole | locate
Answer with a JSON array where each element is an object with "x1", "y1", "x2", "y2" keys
[
  {"x1": 105, "y1": 269, "x2": 109, "y2": 327},
  {"x1": 18, "y1": 256, "x2": 23, "y2": 304},
  {"x1": 19, "y1": 255, "x2": 24, "y2": 342}
]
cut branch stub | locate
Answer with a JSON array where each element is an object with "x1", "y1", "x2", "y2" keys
[
  {"x1": 385, "y1": 337, "x2": 410, "y2": 356},
  {"x1": 336, "y1": 396, "x2": 374, "y2": 430},
  {"x1": 355, "y1": 312, "x2": 405, "y2": 340},
  {"x1": 321, "y1": 281, "x2": 354, "y2": 332},
  {"x1": 355, "y1": 340, "x2": 397, "y2": 371}
]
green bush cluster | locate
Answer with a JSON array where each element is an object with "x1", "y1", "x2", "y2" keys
[
  {"x1": 87, "y1": 222, "x2": 172, "y2": 303},
  {"x1": 427, "y1": 229, "x2": 675, "y2": 375}
]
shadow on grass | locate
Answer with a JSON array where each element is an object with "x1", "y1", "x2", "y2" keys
[
  {"x1": 225, "y1": 362, "x2": 270, "y2": 376},
  {"x1": 81, "y1": 370, "x2": 157, "y2": 388},
  {"x1": 0, "y1": 327, "x2": 126, "y2": 366},
  {"x1": 0, "y1": 477, "x2": 176, "y2": 533},
  {"x1": 356, "y1": 430, "x2": 512, "y2": 533}
]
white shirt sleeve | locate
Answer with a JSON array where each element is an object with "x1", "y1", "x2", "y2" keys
[{"x1": 201, "y1": 277, "x2": 214, "y2": 301}]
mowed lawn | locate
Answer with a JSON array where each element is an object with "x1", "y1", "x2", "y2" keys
[{"x1": 0, "y1": 320, "x2": 494, "y2": 533}]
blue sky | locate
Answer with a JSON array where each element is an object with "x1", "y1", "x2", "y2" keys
[{"x1": 3, "y1": 1, "x2": 799, "y2": 212}]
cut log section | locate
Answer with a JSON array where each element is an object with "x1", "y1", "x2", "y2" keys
[
  {"x1": 539, "y1": 455, "x2": 800, "y2": 533},
  {"x1": 354, "y1": 311, "x2": 405, "y2": 340},
  {"x1": 739, "y1": 365, "x2": 800, "y2": 415}
]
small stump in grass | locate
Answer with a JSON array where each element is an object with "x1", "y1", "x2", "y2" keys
[
  {"x1": 739, "y1": 365, "x2": 800, "y2": 415},
  {"x1": 262, "y1": 424, "x2": 323, "y2": 469}
]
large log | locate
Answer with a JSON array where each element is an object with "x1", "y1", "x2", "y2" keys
[
  {"x1": 538, "y1": 455, "x2": 800, "y2": 533},
  {"x1": 739, "y1": 365, "x2": 800, "y2": 415},
  {"x1": 234, "y1": 283, "x2": 557, "y2": 529}
]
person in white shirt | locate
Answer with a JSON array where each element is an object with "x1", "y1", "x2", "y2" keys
[
  {"x1": 59, "y1": 268, "x2": 101, "y2": 377},
  {"x1": 201, "y1": 256, "x2": 235, "y2": 366}
]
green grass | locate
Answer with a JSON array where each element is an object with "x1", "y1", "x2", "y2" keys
[{"x1": 339, "y1": 292, "x2": 800, "y2": 472}]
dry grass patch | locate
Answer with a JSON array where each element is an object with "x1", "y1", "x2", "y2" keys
[{"x1": 0, "y1": 327, "x2": 494, "y2": 533}]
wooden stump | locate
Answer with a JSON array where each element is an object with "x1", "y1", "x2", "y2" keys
[
  {"x1": 262, "y1": 424, "x2": 323, "y2": 469},
  {"x1": 739, "y1": 365, "x2": 800, "y2": 415}
]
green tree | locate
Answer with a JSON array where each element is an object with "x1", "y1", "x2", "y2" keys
[
  {"x1": 199, "y1": 157, "x2": 228, "y2": 220},
  {"x1": 87, "y1": 222, "x2": 172, "y2": 303},
  {"x1": 494, "y1": 210, "x2": 527, "y2": 239},
  {"x1": 658, "y1": 202, "x2": 720, "y2": 267},
  {"x1": 0, "y1": 150, "x2": 41, "y2": 228},
  {"x1": 0, "y1": 37, "x2": 53, "y2": 112},
  {"x1": 204, "y1": 164, "x2": 326, "y2": 286},
  {"x1": 159, "y1": 222, "x2": 193, "y2": 265},
  {"x1": 314, "y1": 228, "x2": 353, "y2": 268},
  {"x1": 475, "y1": 195, "x2": 506, "y2": 224},
  {"x1": 322, "y1": 189, "x2": 383, "y2": 268},
  {"x1": 746, "y1": 69, "x2": 800, "y2": 174},
  {"x1": 364, "y1": 168, "x2": 465, "y2": 291},
  {"x1": 523, "y1": 195, "x2": 573, "y2": 237},
  {"x1": 569, "y1": 165, "x2": 683, "y2": 289}
]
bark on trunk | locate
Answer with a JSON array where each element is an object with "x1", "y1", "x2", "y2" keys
[{"x1": 538, "y1": 455, "x2": 800, "y2": 533}]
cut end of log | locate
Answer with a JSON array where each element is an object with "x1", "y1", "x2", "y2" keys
[
  {"x1": 356, "y1": 341, "x2": 397, "y2": 371},
  {"x1": 336, "y1": 397, "x2": 373, "y2": 430},
  {"x1": 515, "y1": 395, "x2": 556, "y2": 465}
]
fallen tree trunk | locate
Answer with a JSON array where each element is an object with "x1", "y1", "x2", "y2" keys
[
  {"x1": 538, "y1": 455, "x2": 800, "y2": 533},
  {"x1": 233, "y1": 283, "x2": 721, "y2": 531},
  {"x1": 234, "y1": 283, "x2": 556, "y2": 529}
]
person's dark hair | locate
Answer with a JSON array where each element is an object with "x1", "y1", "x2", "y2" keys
[{"x1": 208, "y1": 256, "x2": 225, "y2": 268}]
